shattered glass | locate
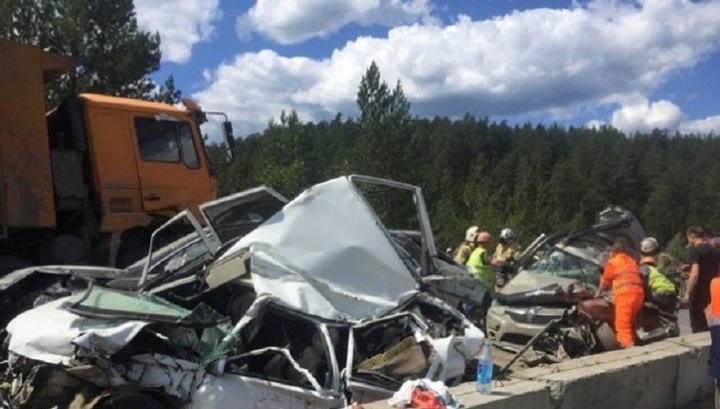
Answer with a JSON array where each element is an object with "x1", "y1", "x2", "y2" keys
[{"x1": 68, "y1": 286, "x2": 228, "y2": 328}]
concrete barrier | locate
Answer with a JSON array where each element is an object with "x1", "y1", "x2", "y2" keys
[{"x1": 365, "y1": 333, "x2": 713, "y2": 409}]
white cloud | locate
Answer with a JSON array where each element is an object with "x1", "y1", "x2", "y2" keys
[
  {"x1": 237, "y1": 0, "x2": 435, "y2": 44},
  {"x1": 135, "y1": 0, "x2": 221, "y2": 63},
  {"x1": 586, "y1": 119, "x2": 608, "y2": 130},
  {"x1": 196, "y1": 0, "x2": 720, "y2": 137},
  {"x1": 193, "y1": 50, "x2": 327, "y2": 137},
  {"x1": 609, "y1": 98, "x2": 683, "y2": 134},
  {"x1": 679, "y1": 115, "x2": 720, "y2": 135}
]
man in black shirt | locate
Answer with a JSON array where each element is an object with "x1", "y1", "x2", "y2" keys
[{"x1": 683, "y1": 226, "x2": 720, "y2": 333}]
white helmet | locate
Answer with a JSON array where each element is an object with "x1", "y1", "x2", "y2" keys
[
  {"x1": 465, "y1": 226, "x2": 480, "y2": 242},
  {"x1": 640, "y1": 237, "x2": 660, "y2": 254},
  {"x1": 500, "y1": 228, "x2": 516, "y2": 241}
]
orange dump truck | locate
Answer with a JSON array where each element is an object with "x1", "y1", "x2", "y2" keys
[{"x1": 0, "y1": 40, "x2": 234, "y2": 273}]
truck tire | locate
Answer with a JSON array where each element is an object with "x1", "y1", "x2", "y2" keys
[
  {"x1": 63, "y1": 97, "x2": 88, "y2": 152},
  {"x1": 95, "y1": 392, "x2": 168, "y2": 409},
  {"x1": 116, "y1": 247, "x2": 149, "y2": 269},
  {"x1": 116, "y1": 228, "x2": 152, "y2": 268},
  {"x1": 36, "y1": 234, "x2": 87, "y2": 265}
]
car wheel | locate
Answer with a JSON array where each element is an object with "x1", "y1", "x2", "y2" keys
[{"x1": 95, "y1": 392, "x2": 167, "y2": 409}]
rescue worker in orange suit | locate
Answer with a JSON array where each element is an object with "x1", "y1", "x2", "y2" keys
[
  {"x1": 705, "y1": 276, "x2": 720, "y2": 406},
  {"x1": 594, "y1": 241, "x2": 645, "y2": 348}
]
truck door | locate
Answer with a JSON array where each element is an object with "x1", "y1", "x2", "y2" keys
[{"x1": 132, "y1": 116, "x2": 214, "y2": 214}]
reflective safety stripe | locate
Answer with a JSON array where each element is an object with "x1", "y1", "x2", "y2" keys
[
  {"x1": 611, "y1": 268, "x2": 643, "y2": 294},
  {"x1": 708, "y1": 315, "x2": 720, "y2": 328},
  {"x1": 615, "y1": 281, "x2": 644, "y2": 290}
]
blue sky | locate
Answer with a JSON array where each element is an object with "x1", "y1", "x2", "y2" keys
[{"x1": 133, "y1": 0, "x2": 720, "y2": 139}]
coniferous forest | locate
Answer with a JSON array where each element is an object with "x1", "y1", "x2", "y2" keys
[{"x1": 205, "y1": 63, "x2": 720, "y2": 258}]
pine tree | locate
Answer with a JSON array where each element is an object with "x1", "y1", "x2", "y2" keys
[{"x1": 1, "y1": 0, "x2": 165, "y2": 106}]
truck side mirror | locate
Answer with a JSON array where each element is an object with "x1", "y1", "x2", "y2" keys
[{"x1": 222, "y1": 121, "x2": 235, "y2": 159}]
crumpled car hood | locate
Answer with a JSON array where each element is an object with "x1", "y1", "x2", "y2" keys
[
  {"x1": 499, "y1": 270, "x2": 578, "y2": 295},
  {"x1": 6, "y1": 287, "x2": 230, "y2": 366},
  {"x1": 218, "y1": 177, "x2": 419, "y2": 322},
  {"x1": 494, "y1": 270, "x2": 579, "y2": 306},
  {"x1": 6, "y1": 297, "x2": 152, "y2": 365}
]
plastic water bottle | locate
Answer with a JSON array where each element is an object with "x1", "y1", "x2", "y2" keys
[{"x1": 476, "y1": 338, "x2": 493, "y2": 394}]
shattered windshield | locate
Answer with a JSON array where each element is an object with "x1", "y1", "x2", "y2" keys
[{"x1": 525, "y1": 247, "x2": 602, "y2": 290}]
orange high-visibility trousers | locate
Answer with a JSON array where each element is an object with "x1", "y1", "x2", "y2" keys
[{"x1": 614, "y1": 291, "x2": 644, "y2": 348}]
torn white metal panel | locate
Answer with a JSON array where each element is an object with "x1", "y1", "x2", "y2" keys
[
  {"x1": 191, "y1": 374, "x2": 344, "y2": 409},
  {"x1": 114, "y1": 353, "x2": 206, "y2": 402},
  {"x1": 6, "y1": 298, "x2": 150, "y2": 365},
  {"x1": 411, "y1": 294, "x2": 484, "y2": 381},
  {"x1": 219, "y1": 177, "x2": 419, "y2": 321},
  {"x1": 428, "y1": 326, "x2": 483, "y2": 382}
]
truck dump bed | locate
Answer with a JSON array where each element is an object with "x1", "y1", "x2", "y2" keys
[{"x1": 0, "y1": 40, "x2": 76, "y2": 236}]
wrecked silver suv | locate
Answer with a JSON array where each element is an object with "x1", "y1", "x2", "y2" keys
[
  {"x1": 485, "y1": 206, "x2": 646, "y2": 354},
  {"x1": 1, "y1": 176, "x2": 486, "y2": 409}
]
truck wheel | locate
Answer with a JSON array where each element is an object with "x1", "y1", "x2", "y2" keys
[
  {"x1": 116, "y1": 247, "x2": 149, "y2": 269},
  {"x1": 62, "y1": 97, "x2": 88, "y2": 152},
  {"x1": 116, "y1": 228, "x2": 153, "y2": 268},
  {"x1": 95, "y1": 392, "x2": 168, "y2": 409},
  {"x1": 36, "y1": 234, "x2": 86, "y2": 265},
  {"x1": 0, "y1": 255, "x2": 32, "y2": 276}
]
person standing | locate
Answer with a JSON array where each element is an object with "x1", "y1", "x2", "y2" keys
[
  {"x1": 493, "y1": 227, "x2": 522, "y2": 288},
  {"x1": 638, "y1": 237, "x2": 677, "y2": 314},
  {"x1": 705, "y1": 276, "x2": 720, "y2": 408},
  {"x1": 594, "y1": 241, "x2": 645, "y2": 348},
  {"x1": 683, "y1": 226, "x2": 720, "y2": 333},
  {"x1": 493, "y1": 228, "x2": 522, "y2": 262},
  {"x1": 453, "y1": 225, "x2": 479, "y2": 265},
  {"x1": 466, "y1": 231, "x2": 505, "y2": 316}
]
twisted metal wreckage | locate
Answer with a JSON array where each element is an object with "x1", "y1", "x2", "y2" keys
[{"x1": 0, "y1": 176, "x2": 488, "y2": 409}]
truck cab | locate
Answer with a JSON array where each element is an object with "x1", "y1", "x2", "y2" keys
[{"x1": 0, "y1": 39, "x2": 233, "y2": 272}]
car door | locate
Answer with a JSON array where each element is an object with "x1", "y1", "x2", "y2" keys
[
  {"x1": 199, "y1": 186, "x2": 288, "y2": 244},
  {"x1": 133, "y1": 115, "x2": 214, "y2": 213}
]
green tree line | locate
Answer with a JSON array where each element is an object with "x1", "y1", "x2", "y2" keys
[
  {"x1": 208, "y1": 62, "x2": 720, "y2": 254},
  {"x1": 1, "y1": 0, "x2": 180, "y2": 105}
]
